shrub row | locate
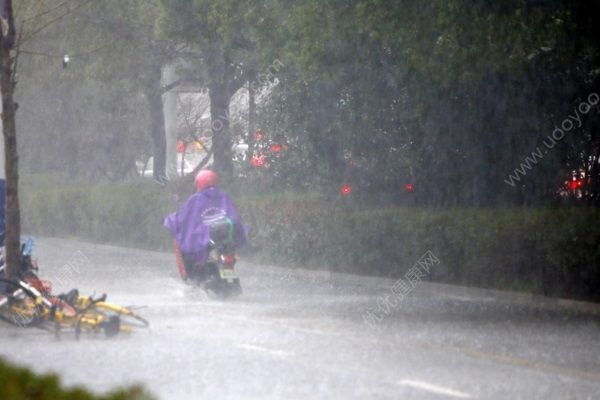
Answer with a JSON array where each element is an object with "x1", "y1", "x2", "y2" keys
[
  {"x1": 0, "y1": 357, "x2": 152, "y2": 400},
  {"x1": 20, "y1": 176, "x2": 600, "y2": 302},
  {"x1": 22, "y1": 176, "x2": 172, "y2": 250},
  {"x1": 240, "y1": 198, "x2": 600, "y2": 301}
]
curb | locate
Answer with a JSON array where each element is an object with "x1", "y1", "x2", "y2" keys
[
  {"x1": 254, "y1": 263, "x2": 600, "y2": 316},
  {"x1": 418, "y1": 280, "x2": 600, "y2": 315}
]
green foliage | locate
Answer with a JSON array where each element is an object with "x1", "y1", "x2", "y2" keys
[
  {"x1": 21, "y1": 175, "x2": 173, "y2": 250},
  {"x1": 12, "y1": 0, "x2": 600, "y2": 205},
  {"x1": 157, "y1": 0, "x2": 276, "y2": 67},
  {"x1": 239, "y1": 195, "x2": 600, "y2": 300},
  {"x1": 0, "y1": 357, "x2": 154, "y2": 400},
  {"x1": 20, "y1": 176, "x2": 600, "y2": 302},
  {"x1": 262, "y1": 0, "x2": 600, "y2": 206}
]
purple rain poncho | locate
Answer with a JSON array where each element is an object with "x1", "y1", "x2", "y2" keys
[{"x1": 163, "y1": 187, "x2": 246, "y2": 264}]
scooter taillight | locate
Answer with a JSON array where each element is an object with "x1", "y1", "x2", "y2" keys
[{"x1": 222, "y1": 254, "x2": 236, "y2": 266}]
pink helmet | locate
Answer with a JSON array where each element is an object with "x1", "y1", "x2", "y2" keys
[{"x1": 195, "y1": 169, "x2": 219, "y2": 191}]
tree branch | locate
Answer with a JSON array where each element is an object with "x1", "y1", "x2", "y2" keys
[{"x1": 20, "y1": 0, "x2": 95, "y2": 45}]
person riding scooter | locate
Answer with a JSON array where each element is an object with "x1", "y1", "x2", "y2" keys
[{"x1": 163, "y1": 169, "x2": 246, "y2": 281}]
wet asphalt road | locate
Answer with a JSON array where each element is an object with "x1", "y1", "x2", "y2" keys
[{"x1": 1, "y1": 237, "x2": 600, "y2": 399}]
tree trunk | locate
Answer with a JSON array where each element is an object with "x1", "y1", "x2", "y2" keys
[
  {"x1": 1, "y1": 0, "x2": 21, "y2": 279},
  {"x1": 209, "y1": 85, "x2": 233, "y2": 178},
  {"x1": 148, "y1": 83, "x2": 167, "y2": 184}
]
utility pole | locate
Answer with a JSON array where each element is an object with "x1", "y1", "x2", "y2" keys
[{"x1": 0, "y1": 0, "x2": 22, "y2": 279}]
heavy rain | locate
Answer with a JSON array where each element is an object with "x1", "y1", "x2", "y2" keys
[{"x1": 1, "y1": 1, "x2": 599, "y2": 399}]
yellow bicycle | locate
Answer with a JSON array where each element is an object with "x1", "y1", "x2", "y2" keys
[
  {"x1": 70, "y1": 291, "x2": 149, "y2": 338},
  {"x1": 0, "y1": 279, "x2": 149, "y2": 338}
]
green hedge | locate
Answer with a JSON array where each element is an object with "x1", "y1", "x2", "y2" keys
[
  {"x1": 240, "y1": 198, "x2": 600, "y2": 301},
  {"x1": 22, "y1": 176, "x2": 173, "y2": 250},
  {"x1": 20, "y1": 176, "x2": 600, "y2": 302},
  {"x1": 0, "y1": 357, "x2": 153, "y2": 400}
]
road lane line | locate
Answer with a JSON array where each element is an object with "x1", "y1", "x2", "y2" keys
[
  {"x1": 236, "y1": 343, "x2": 294, "y2": 358},
  {"x1": 400, "y1": 380, "x2": 472, "y2": 399},
  {"x1": 194, "y1": 303, "x2": 346, "y2": 337},
  {"x1": 193, "y1": 299, "x2": 600, "y2": 384},
  {"x1": 418, "y1": 341, "x2": 600, "y2": 383}
]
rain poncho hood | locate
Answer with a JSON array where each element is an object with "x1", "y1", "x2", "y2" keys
[{"x1": 163, "y1": 187, "x2": 245, "y2": 264}]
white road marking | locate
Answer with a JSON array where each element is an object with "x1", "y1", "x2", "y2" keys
[
  {"x1": 236, "y1": 343, "x2": 294, "y2": 358},
  {"x1": 400, "y1": 379, "x2": 472, "y2": 399},
  {"x1": 442, "y1": 293, "x2": 493, "y2": 303}
]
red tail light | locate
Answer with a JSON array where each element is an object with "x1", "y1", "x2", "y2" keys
[
  {"x1": 340, "y1": 184, "x2": 352, "y2": 196},
  {"x1": 222, "y1": 255, "x2": 236, "y2": 266}
]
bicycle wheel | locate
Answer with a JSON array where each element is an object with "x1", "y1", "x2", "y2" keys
[
  {"x1": 95, "y1": 302, "x2": 149, "y2": 329},
  {"x1": 117, "y1": 313, "x2": 149, "y2": 331}
]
